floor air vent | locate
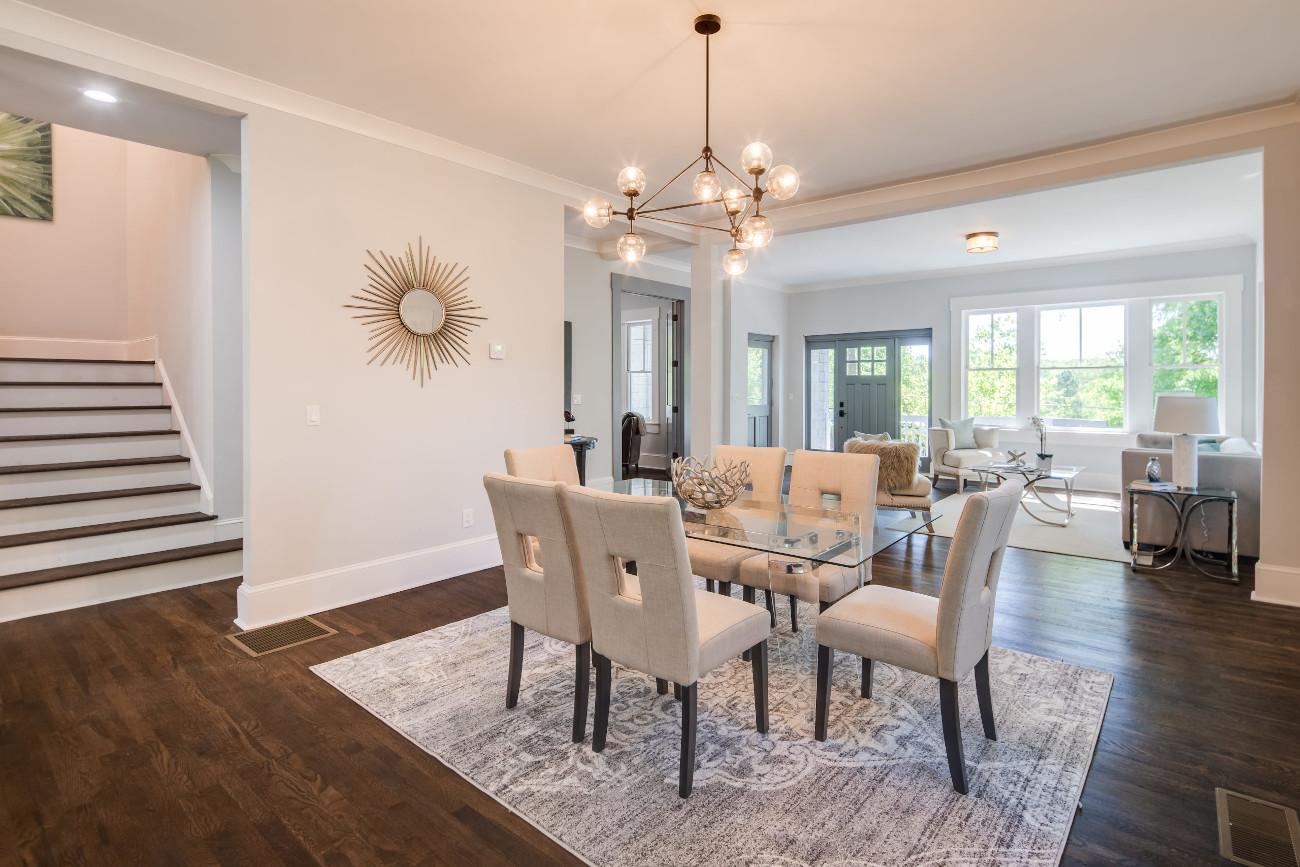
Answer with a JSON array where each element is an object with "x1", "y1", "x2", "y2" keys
[
  {"x1": 1217, "y1": 788, "x2": 1300, "y2": 867},
  {"x1": 227, "y1": 616, "x2": 337, "y2": 657}
]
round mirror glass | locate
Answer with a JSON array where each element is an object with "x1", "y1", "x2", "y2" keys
[{"x1": 398, "y1": 289, "x2": 445, "y2": 335}]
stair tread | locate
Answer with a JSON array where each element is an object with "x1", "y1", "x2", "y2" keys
[
  {"x1": 0, "y1": 381, "x2": 161, "y2": 387},
  {"x1": 0, "y1": 455, "x2": 190, "y2": 475},
  {"x1": 0, "y1": 483, "x2": 201, "y2": 510},
  {"x1": 0, "y1": 405, "x2": 171, "y2": 413},
  {"x1": 0, "y1": 357, "x2": 155, "y2": 365},
  {"x1": 0, "y1": 538, "x2": 242, "y2": 591},
  {"x1": 0, "y1": 512, "x2": 216, "y2": 548},
  {"x1": 0, "y1": 430, "x2": 180, "y2": 443}
]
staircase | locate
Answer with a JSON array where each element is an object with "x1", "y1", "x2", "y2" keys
[{"x1": 0, "y1": 357, "x2": 242, "y2": 622}]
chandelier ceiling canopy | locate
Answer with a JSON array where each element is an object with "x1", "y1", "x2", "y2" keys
[{"x1": 583, "y1": 13, "x2": 800, "y2": 276}]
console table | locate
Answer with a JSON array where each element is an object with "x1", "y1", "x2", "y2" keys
[{"x1": 1127, "y1": 484, "x2": 1238, "y2": 583}]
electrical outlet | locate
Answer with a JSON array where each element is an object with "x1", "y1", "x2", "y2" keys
[
  {"x1": 462, "y1": 508, "x2": 474, "y2": 528},
  {"x1": 489, "y1": 342, "x2": 506, "y2": 360},
  {"x1": 306, "y1": 405, "x2": 321, "y2": 426}
]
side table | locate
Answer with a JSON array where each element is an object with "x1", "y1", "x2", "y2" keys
[{"x1": 1127, "y1": 484, "x2": 1238, "y2": 583}]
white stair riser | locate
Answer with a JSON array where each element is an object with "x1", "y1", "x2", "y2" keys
[
  {"x1": 0, "y1": 408, "x2": 173, "y2": 436},
  {"x1": 0, "y1": 549, "x2": 242, "y2": 624},
  {"x1": 0, "y1": 361, "x2": 156, "y2": 383},
  {"x1": 0, "y1": 463, "x2": 191, "y2": 499},
  {"x1": 1, "y1": 489, "x2": 203, "y2": 534},
  {"x1": 0, "y1": 434, "x2": 181, "y2": 466},
  {"x1": 3, "y1": 521, "x2": 216, "y2": 572},
  {"x1": 0, "y1": 384, "x2": 164, "y2": 408}
]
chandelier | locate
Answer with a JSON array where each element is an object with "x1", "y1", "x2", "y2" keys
[{"x1": 582, "y1": 13, "x2": 800, "y2": 276}]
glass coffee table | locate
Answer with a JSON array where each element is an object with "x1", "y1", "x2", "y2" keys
[{"x1": 970, "y1": 463, "x2": 1083, "y2": 527}]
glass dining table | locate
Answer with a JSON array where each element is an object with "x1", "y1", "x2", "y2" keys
[{"x1": 595, "y1": 478, "x2": 936, "y2": 719}]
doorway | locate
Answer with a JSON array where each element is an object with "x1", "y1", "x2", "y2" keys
[
  {"x1": 746, "y1": 333, "x2": 775, "y2": 447},
  {"x1": 806, "y1": 329, "x2": 932, "y2": 462}
]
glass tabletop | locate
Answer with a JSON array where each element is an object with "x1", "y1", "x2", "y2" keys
[
  {"x1": 603, "y1": 478, "x2": 931, "y2": 569},
  {"x1": 970, "y1": 462, "x2": 1083, "y2": 481}
]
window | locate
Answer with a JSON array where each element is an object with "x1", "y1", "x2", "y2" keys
[
  {"x1": 747, "y1": 345, "x2": 769, "y2": 406},
  {"x1": 965, "y1": 312, "x2": 1017, "y2": 420},
  {"x1": 1038, "y1": 304, "x2": 1125, "y2": 429},
  {"x1": 846, "y1": 344, "x2": 887, "y2": 377},
  {"x1": 1152, "y1": 298, "x2": 1220, "y2": 404},
  {"x1": 808, "y1": 345, "x2": 836, "y2": 451},
  {"x1": 624, "y1": 319, "x2": 655, "y2": 421}
]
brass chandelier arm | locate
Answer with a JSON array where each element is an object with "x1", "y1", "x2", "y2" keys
[
  {"x1": 636, "y1": 197, "x2": 724, "y2": 217},
  {"x1": 640, "y1": 213, "x2": 733, "y2": 234},
  {"x1": 637, "y1": 153, "x2": 704, "y2": 212},
  {"x1": 710, "y1": 154, "x2": 752, "y2": 189}
]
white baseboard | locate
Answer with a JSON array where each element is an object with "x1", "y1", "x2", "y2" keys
[
  {"x1": 0, "y1": 335, "x2": 155, "y2": 360},
  {"x1": 1252, "y1": 561, "x2": 1300, "y2": 608},
  {"x1": 234, "y1": 534, "x2": 502, "y2": 630}
]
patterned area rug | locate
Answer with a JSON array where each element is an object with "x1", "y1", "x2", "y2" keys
[{"x1": 313, "y1": 604, "x2": 1111, "y2": 867}]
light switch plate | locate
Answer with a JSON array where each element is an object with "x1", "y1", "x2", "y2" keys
[
  {"x1": 489, "y1": 342, "x2": 506, "y2": 360},
  {"x1": 306, "y1": 404, "x2": 321, "y2": 426},
  {"x1": 572, "y1": 393, "x2": 583, "y2": 405}
]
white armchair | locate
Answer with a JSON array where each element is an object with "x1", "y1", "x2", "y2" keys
[{"x1": 929, "y1": 426, "x2": 1001, "y2": 492}]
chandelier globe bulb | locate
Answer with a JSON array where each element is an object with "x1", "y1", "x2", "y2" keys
[
  {"x1": 616, "y1": 232, "x2": 647, "y2": 264},
  {"x1": 741, "y1": 142, "x2": 773, "y2": 175},
  {"x1": 692, "y1": 169, "x2": 722, "y2": 203},
  {"x1": 582, "y1": 197, "x2": 613, "y2": 228},
  {"x1": 723, "y1": 247, "x2": 748, "y2": 276},
  {"x1": 766, "y1": 165, "x2": 800, "y2": 201},
  {"x1": 617, "y1": 166, "x2": 647, "y2": 197}
]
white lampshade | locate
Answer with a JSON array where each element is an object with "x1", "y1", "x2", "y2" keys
[{"x1": 1153, "y1": 394, "x2": 1220, "y2": 435}]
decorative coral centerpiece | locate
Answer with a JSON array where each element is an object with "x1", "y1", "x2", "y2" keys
[{"x1": 671, "y1": 456, "x2": 750, "y2": 510}]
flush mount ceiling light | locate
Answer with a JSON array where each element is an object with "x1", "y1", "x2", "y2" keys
[
  {"x1": 81, "y1": 89, "x2": 118, "y2": 103},
  {"x1": 583, "y1": 13, "x2": 800, "y2": 275},
  {"x1": 965, "y1": 231, "x2": 999, "y2": 253}
]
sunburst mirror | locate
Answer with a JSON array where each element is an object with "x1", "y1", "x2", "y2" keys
[{"x1": 344, "y1": 238, "x2": 484, "y2": 385}]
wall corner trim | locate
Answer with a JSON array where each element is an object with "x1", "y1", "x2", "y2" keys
[
  {"x1": 1251, "y1": 561, "x2": 1300, "y2": 608},
  {"x1": 233, "y1": 533, "x2": 502, "y2": 630}
]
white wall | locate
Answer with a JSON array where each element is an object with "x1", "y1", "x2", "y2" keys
[
  {"x1": 563, "y1": 245, "x2": 690, "y2": 481},
  {"x1": 725, "y1": 279, "x2": 788, "y2": 452},
  {"x1": 784, "y1": 244, "x2": 1258, "y2": 491},
  {"x1": 237, "y1": 108, "x2": 565, "y2": 627},
  {"x1": 0, "y1": 125, "x2": 129, "y2": 342},
  {"x1": 210, "y1": 158, "x2": 243, "y2": 523}
]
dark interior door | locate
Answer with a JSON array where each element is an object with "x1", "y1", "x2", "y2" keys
[{"x1": 835, "y1": 337, "x2": 897, "y2": 445}]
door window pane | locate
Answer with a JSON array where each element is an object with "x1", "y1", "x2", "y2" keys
[
  {"x1": 899, "y1": 342, "x2": 930, "y2": 457},
  {"x1": 747, "y1": 345, "x2": 769, "y2": 406}
]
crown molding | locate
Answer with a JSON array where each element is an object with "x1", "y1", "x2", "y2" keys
[{"x1": 783, "y1": 235, "x2": 1258, "y2": 294}]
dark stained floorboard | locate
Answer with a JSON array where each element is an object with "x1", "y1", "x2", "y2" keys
[{"x1": 2, "y1": 536, "x2": 1298, "y2": 866}]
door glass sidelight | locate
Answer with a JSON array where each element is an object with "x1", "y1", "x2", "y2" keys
[
  {"x1": 898, "y1": 340, "x2": 932, "y2": 457},
  {"x1": 807, "y1": 343, "x2": 836, "y2": 450},
  {"x1": 746, "y1": 334, "x2": 774, "y2": 447}
]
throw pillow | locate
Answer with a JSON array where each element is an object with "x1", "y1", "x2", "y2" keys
[
  {"x1": 852, "y1": 430, "x2": 891, "y2": 442},
  {"x1": 938, "y1": 416, "x2": 978, "y2": 450},
  {"x1": 1219, "y1": 437, "x2": 1256, "y2": 455}
]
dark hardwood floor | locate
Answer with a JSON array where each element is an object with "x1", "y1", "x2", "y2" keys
[{"x1": 3, "y1": 537, "x2": 1298, "y2": 866}]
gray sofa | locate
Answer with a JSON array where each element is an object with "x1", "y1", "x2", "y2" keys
[{"x1": 1120, "y1": 434, "x2": 1261, "y2": 558}]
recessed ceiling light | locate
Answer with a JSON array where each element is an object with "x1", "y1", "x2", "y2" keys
[
  {"x1": 82, "y1": 89, "x2": 118, "y2": 103},
  {"x1": 966, "y1": 231, "x2": 999, "y2": 254}
]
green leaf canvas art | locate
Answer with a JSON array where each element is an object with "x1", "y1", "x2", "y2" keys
[{"x1": 0, "y1": 112, "x2": 53, "y2": 221}]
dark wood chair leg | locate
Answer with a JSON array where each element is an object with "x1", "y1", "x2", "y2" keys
[
  {"x1": 974, "y1": 650, "x2": 997, "y2": 741},
  {"x1": 572, "y1": 641, "x2": 590, "y2": 743},
  {"x1": 656, "y1": 678, "x2": 668, "y2": 695},
  {"x1": 679, "y1": 683, "x2": 698, "y2": 798},
  {"x1": 592, "y1": 652, "x2": 612, "y2": 752},
  {"x1": 790, "y1": 595, "x2": 799, "y2": 633},
  {"x1": 819, "y1": 600, "x2": 830, "y2": 613},
  {"x1": 718, "y1": 581, "x2": 732, "y2": 597},
  {"x1": 814, "y1": 644, "x2": 833, "y2": 741},
  {"x1": 764, "y1": 589, "x2": 776, "y2": 627},
  {"x1": 673, "y1": 681, "x2": 682, "y2": 701},
  {"x1": 751, "y1": 640, "x2": 769, "y2": 734},
  {"x1": 705, "y1": 579, "x2": 716, "y2": 593},
  {"x1": 860, "y1": 657, "x2": 873, "y2": 699},
  {"x1": 506, "y1": 621, "x2": 524, "y2": 709},
  {"x1": 939, "y1": 678, "x2": 968, "y2": 794},
  {"x1": 740, "y1": 586, "x2": 756, "y2": 661}
]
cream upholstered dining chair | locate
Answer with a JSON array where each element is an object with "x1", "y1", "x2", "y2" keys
[
  {"x1": 813, "y1": 480, "x2": 1023, "y2": 794},
  {"x1": 563, "y1": 485, "x2": 771, "y2": 798},
  {"x1": 688, "y1": 445, "x2": 787, "y2": 598},
  {"x1": 483, "y1": 473, "x2": 592, "y2": 743},
  {"x1": 504, "y1": 444, "x2": 580, "y2": 484},
  {"x1": 735, "y1": 449, "x2": 879, "y2": 632}
]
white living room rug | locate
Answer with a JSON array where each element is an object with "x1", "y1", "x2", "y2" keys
[
  {"x1": 313, "y1": 604, "x2": 1111, "y2": 867},
  {"x1": 927, "y1": 489, "x2": 1129, "y2": 563}
]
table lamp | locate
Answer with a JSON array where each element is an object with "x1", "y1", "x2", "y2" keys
[{"x1": 1153, "y1": 394, "x2": 1219, "y2": 489}]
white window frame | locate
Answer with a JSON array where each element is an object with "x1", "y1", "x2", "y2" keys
[
  {"x1": 961, "y1": 308, "x2": 1020, "y2": 426},
  {"x1": 1149, "y1": 295, "x2": 1224, "y2": 407},
  {"x1": 950, "y1": 276, "x2": 1242, "y2": 442},
  {"x1": 623, "y1": 318, "x2": 658, "y2": 424},
  {"x1": 1034, "y1": 300, "x2": 1130, "y2": 431}
]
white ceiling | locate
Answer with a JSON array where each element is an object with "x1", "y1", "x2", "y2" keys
[
  {"x1": 15, "y1": 0, "x2": 1300, "y2": 202},
  {"x1": 0, "y1": 45, "x2": 241, "y2": 155},
  {"x1": 717, "y1": 152, "x2": 1263, "y2": 289}
]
